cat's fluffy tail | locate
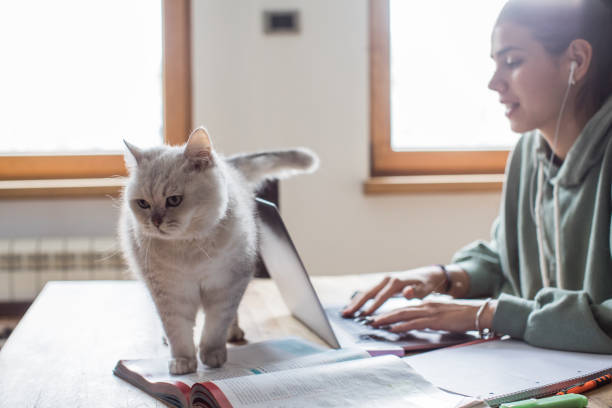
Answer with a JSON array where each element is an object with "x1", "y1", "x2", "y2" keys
[{"x1": 228, "y1": 148, "x2": 319, "y2": 187}]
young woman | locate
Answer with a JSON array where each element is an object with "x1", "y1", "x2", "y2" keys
[{"x1": 343, "y1": 0, "x2": 612, "y2": 352}]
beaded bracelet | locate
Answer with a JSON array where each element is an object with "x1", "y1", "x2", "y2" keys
[
  {"x1": 435, "y1": 264, "x2": 453, "y2": 293},
  {"x1": 475, "y1": 297, "x2": 495, "y2": 339}
]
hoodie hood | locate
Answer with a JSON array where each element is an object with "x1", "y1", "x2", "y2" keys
[{"x1": 535, "y1": 95, "x2": 612, "y2": 187}]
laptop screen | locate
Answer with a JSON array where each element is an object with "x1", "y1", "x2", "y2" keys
[{"x1": 256, "y1": 198, "x2": 340, "y2": 348}]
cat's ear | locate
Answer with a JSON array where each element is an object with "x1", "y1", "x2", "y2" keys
[
  {"x1": 184, "y1": 127, "x2": 213, "y2": 169},
  {"x1": 123, "y1": 140, "x2": 144, "y2": 170}
]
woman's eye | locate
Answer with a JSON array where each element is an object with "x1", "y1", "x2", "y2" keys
[
  {"x1": 505, "y1": 57, "x2": 522, "y2": 68},
  {"x1": 136, "y1": 199, "x2": 150, "y2": 209},
  {"x1": 166, "y1": 195, "x2": 183, "y2": 207}
]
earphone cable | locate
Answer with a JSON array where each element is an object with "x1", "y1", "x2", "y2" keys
[{"x1": 547, "y1": 72, "x2": 574, "y2": 176}]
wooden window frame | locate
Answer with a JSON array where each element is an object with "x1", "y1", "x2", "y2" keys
[
  {"x1": 0, "y1": 0, "x2": 192, "y2": 181},
  {"x1": 369, "y1": 0, "x2": 509, "y2": 177}
]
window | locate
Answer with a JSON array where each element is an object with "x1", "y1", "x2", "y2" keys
[
  {"x1": 0, "y1": 0, "x2": 191, "y2": 181},
  {"x1": 370, "y1": 0, "x2": 516, "y2": 177}
]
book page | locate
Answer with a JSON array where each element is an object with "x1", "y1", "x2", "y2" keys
[
  {"x1": 121, "y1": 337, "x2": 326, "y2": 385},
  {"x1": 254, "y1": 347, "x2": 370, "y2": 372},
  {"x1": 213, "y1": 355, "x2": 477, "y2": 408},
  {"x1": 405, "y1": 338, "x2": 612, "y2": 403}
]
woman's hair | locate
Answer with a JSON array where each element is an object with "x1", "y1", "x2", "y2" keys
[{"x1": 496, "y1": 0, "x2": 612, "y2": 118}]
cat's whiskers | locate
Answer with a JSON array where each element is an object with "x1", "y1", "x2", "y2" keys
[
  {"x1": 109, "y1": 195, "x2": 123, "y2": 210},
  {"x1": 215, "y1": 220, "x2": 232, "y2": 231},
  {"x1": 194, "y1": 242, "x2": 212, "y2": 259},
  {"x1": 143, "y1": 236, "x2": 152, "y2": 273},
  {"x1": 95, "y1": 248, "x2": 123, "y2": 264},
  {"x1": 192, "y1": 212, "x2": 231, "y2": 231},
  {"x1": 165, "y1": 221, "x2": 180, "y2": 230}
]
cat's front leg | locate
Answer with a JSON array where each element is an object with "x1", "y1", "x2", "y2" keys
[
  {"x1": 165, "y1": 311, "x2": 199, "y2": 374},
  {"x1": 149, "y1": 286, "x2": 200, "y2": 375},
  {"x1": 199, "y1": 303, "x2": 234, "y2": 368},
  {"x1": 199, "y1": 280, "x2": 249, "y2": 367}
]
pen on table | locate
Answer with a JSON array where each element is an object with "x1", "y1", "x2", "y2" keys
[
  {"x1": 500, "y1": 393, "x2": 587, "y2": 408},
  {"x1": 556, "y1": 373, "x2": 612, "y2": 395}
]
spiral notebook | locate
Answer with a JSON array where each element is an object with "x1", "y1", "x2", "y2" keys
[{"x1": 405, "y1": 338, "x2": 612, "y2": 406}]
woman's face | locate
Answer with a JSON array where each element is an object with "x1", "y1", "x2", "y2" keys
[{"x1": 488, "y1": 22, "x2": 569, "y2": 136}]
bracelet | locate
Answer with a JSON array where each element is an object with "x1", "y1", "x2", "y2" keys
[
  {"x1": 435, "y1": 264, "x2": 452, "y2": 293},
  {"x1": 475, "y1": 297, "x2": 495, "y2": 339}
]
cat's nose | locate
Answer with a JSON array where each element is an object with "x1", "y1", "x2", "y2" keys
[{"x1": 151, "y1": 214, "x2": 163, "y2": 227}]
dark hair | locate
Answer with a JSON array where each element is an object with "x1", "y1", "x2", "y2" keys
[{"x1": 496, "y1": 0, "x2": 612, "y2": 118}]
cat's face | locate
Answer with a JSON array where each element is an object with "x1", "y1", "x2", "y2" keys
[{"x1": 123, "y1": 128, "x2": 228, "y2": 240}]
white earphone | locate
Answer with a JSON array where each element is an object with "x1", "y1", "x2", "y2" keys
[{"x1": 569, "y1": 60, "x2": 578, "y2": 85}]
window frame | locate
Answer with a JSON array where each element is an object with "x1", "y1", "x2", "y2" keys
[
  {"x1": 0, "y1": 0, "x2": 192, "y2": 181},
  {"x1": 369, "y1": 0, "x2": 510, "y2": 177}
]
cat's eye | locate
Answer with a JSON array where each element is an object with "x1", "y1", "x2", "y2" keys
[
  {"x1": 136, "y1": 199, "x2": 150, "y2": 209},
  {"x1": 166, "y1": 195, "x2": 183, "y2": 207}
]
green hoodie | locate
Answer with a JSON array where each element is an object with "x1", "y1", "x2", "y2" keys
[{"x1": 452, "y1": 96, "x2": 612, "y2": 353}]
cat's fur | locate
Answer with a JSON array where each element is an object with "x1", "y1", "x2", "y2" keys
[{"x1": 119, "y1": 127, "x2": 318, "y2": 374}]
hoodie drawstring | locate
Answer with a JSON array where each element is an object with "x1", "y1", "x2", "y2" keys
[
  {"x1": 553, "y1": 179, "x2": 563, "y2": 287},
  {"x1": 534, "y1": 161, "x2": 563, "y2": 288},
  {"x1": 535, "y1": 163, "x2": 550, "y2": 287}
]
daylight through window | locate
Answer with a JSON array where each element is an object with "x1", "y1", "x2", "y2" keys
[
  {"x1": 0, "y1": 0, "x2": 163, "y2": 154},
  {"x1": 390, "y1": 0, "x2": 518, "y2": 151}
]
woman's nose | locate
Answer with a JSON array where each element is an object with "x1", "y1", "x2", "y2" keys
[{"x1": 488, "y1": 71, "x2": 506, "y2": 93}]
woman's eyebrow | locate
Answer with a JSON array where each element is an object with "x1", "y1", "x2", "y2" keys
[{"x1": 491, "y1": 46, "x2": 522, "y2": 59}]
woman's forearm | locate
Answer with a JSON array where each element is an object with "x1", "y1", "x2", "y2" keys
[{"x1": 445, "y1": 264, "x2": 471, "y2": 298}]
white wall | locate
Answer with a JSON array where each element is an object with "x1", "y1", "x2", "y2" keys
[
  {"x1": 0, "y1": 0, "x2": 501, "y2": 276},
  {"x1": 191, "y1": 0, "x2": 501, "y2": 275}
]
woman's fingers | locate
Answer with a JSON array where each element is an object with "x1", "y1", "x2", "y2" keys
[
  {"x1": 362, "y1": 278, "x2": 405, "y2": 315},
  {"x1": 371, "y1": 304, "x2": 432, "y2": 325},
  {"x1": 402, "y1": 285, "x2": 416, "y2": 299},
  {"x1": 343, "y1": 267, "x2": 446, "y2": 317},
  {"x1": 388, "y1": 317, "x2": 435, "y2": 332},
  {"x1": 370, "y1": 300, "x2": 482, "y2": 333},
  {"x1": 342, "y1": 273, "x2": 432, "y2": 317},
  {"x1": 341, "y1": 277, "x2": 390, "y2": 317}
]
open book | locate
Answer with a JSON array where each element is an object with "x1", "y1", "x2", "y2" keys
[{"x1": 114, "y1": 337, "x2": 480, "y2": 408}]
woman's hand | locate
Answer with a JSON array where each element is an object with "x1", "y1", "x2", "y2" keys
[
  {"x1": 341, "y1": 266, "x2": 448, "y2": 317},
  {"x1": 370, "y1": 298, "x2": 498, "y2": 333}
]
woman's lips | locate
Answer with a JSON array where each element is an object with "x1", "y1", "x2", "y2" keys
[{"x1": 504, "y1": 102, "x2": 519, "y2": 118}]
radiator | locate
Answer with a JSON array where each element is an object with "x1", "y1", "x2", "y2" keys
[{"x1": 0, "y1": 237, "x2": 128, "y2": 302}]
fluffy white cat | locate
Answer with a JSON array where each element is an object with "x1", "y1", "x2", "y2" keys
[{"x1": 119, "y1": 127, "x2": 318, "y2": 374}]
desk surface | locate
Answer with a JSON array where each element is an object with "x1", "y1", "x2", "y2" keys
[{"x1": 0, "y1": 277, "x2": 610, "y2": 407}]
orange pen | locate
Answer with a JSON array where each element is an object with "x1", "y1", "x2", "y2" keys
[{"x1": 556, "y1": 373, "x2": 612, "y2": 395}]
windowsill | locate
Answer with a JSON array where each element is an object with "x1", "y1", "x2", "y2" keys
[
  {"x1": 0, "y1": 178, "x2": 126, "y2": 199},
  {"x1": 364, "y1": 174, "x2": 505, "y2": 194},
  {"x1": 0, "y1": 174, "x2": 504, "y2": 198}
]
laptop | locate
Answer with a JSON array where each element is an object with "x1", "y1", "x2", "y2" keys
[{"x1": 255, "y1": 198, "x2": 477, "y2": 356}]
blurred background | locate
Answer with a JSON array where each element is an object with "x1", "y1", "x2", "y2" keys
[{"x1": 0, "y1": 0, "x2": 508, "y2": 312}]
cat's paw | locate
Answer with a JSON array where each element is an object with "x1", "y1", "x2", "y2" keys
[
  {"x1": 201, "y1": 346, "x2": 227, "y2": 368},
  {"x1": 169, "y1": 357, "x2": 197, "y2": 375},
  {"x1": 227, "y1": 325, "x2": 245, "y2": 343}
]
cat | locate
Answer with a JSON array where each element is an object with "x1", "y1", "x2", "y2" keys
[{"x1": 119, "y1": 127, "x2": 318, "y2": 374}]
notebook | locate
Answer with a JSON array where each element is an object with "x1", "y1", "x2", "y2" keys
[
  {"x1": 405, "y1": 337, "x2": 612, "y2": 406},
  {"x1": 255, "y1": 198, "x2": 477, "y2": 356}
]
